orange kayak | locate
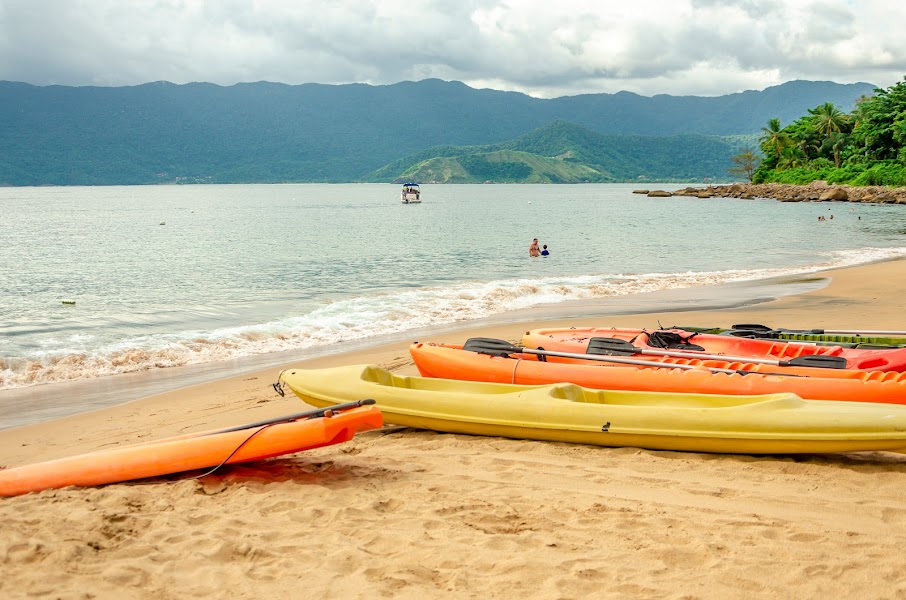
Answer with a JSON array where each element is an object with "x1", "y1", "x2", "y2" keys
[
  {"x1": 0, "y1": 401, "x2": 383, "y2": 497},
  {"x1": 410, "y1": 342, "x2": 906, "y2": 404},
  {"x1": 523, "y1": 327, "x2": 906, "y2": 371}
]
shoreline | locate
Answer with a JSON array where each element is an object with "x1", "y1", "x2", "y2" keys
[
  {"x1": 2, "y1": 256, "x2": 905, "y2": 462},
  {"x1": 0, "y1": 266, "x2": 835, "y2": 431},
  {"x1": 2, "y1": 257, "x2": 906, "y2": 598}
]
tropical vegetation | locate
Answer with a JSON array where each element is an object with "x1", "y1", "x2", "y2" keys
[{"x1": 752, "y1": 76, "x2": 906, "y2": 186}]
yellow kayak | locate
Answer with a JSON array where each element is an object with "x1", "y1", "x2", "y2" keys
[{"x1": 277, "y1": 364, "x2": 906, "y2": 454}]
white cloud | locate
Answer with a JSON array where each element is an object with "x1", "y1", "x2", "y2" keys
[{"x1": 0, "y1": 0, "x2": 902, "y2": 96}]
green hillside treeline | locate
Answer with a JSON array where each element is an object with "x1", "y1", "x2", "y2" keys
[
  {"x1": 364, "y1": 121, "x2": 751, "y2": 183},
  {"x1": 756, "y1": 76, "x2": 906, "y2": 186}
]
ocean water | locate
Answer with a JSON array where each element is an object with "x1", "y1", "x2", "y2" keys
[{"x1": 3, "y1": 183, "x2": 906, "y2": 396}]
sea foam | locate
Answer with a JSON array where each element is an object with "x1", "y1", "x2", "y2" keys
[{"x1": 2, "y1": 245, "x2": 903, "y2": 389}]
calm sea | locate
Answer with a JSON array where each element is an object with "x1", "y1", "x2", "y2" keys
[{"x1": 2, "y1": 183, "x2": 906, "y2": 423}]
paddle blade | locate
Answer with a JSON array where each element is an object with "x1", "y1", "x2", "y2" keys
[
  {"x1": 731, "y1": 323, "x2": 773, "y2": 332},
  {"x1": 783, "y1": 355, "x2": 848, "y2": 369},
  {"x1": 462, "y1": 337, "x2": 522, "y2": 357},
  {"x1": 723, "y1": 329, "x2": 776, "y2": 339},
  {"x1": 585, "y1": 338, "x2": 641, "y2": 356}
]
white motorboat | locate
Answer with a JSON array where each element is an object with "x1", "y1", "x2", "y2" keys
[{"x1": 401, "y1": 182, "x2": 421, "y2": 204}]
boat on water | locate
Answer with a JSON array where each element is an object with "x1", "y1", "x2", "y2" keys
[
  {"x1": 523, "y1": 327, "x2": 906, "y2": 371},
  {"x1": 401, "y1": 182, "x2": 421, "y2": 204},
  {"x1": 0, "y1": 400, "x2": 383, "y2": 497},
  {"x1": 278, "y1": 364, "x2": 906, "y2": 454},
  {"x1": 409, "y1": 342, "x2": 906, "y2": 405}
]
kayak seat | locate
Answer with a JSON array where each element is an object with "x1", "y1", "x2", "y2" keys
[{"x1": 644, "y1": 330, "x2": 706, "y2": 352}]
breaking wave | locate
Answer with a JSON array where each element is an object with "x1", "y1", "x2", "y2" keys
[{"x1": 2, "y1": 246, "x2": 905, "y2": 389}]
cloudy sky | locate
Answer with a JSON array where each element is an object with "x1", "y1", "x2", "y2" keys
[{"x1": 0, "y1": 0, "x2": 903, "y2": 98}]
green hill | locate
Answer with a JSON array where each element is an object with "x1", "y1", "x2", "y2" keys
[{"x1": 365, "y1": 121, "x2": 745, "y2": 183}]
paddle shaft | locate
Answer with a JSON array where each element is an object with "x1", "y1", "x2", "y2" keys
[
  {"x1": 732, "y1": 323, "x2": 906, "y2": 337},
  {"x1": 523, "y1": 347, "x2": 742, "y2": 374},
  {"x1": 810, "y1": 329, "x2": 906, "y2": 336},
  {"x1": 211, "y1": 399, "x2": 376, "y2": 436},
  {"x1": 603, "y1": 345, "x2": 822, "y2": 367}
]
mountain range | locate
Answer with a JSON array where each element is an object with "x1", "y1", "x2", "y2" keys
[{"x1": 0, "y1": 78, "x2": 876, "y2": 185}]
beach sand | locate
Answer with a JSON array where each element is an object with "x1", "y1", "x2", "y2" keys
[{"x1": 2, "y1": 260, "x2": 906, "y2": 598}]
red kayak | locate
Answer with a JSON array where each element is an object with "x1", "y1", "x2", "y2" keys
[{"x1": 522, "y1": 327, "x2": 906, "y2": 371}]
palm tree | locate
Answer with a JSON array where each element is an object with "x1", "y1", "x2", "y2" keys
[
  {"x1": 793, "y1": 129, "x2": 821, "y2": 163},
  {"x1": 760, "y1": 118, "x2": 789, "y2": 159},
  {"x1": 828, "y1": 132, "x2": 847, "y2": 168},
  {"x1": 808, "y1": 102, "x2": 849, "y2": 139},
  {"x1": 777, "y1": 146, "x2": 807, "y2": 170}
]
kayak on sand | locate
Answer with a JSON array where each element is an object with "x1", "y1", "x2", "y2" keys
[
  {"x1": 0, "y1": 400, "x2": 383, "y2": 497},
  {"x1": 279, "y1": 363, "x2": 906, "y2": 455},
  {"x1": 674, "y1": 324, "x2": 906, "y2": 348},
  {"x1": 409, "y1": 341, "x2": 906, "y2": 405},
  {"x1": 522, "y1": 327, "x2": 906, "y2": 371}
]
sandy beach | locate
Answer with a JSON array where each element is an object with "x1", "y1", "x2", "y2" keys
[{"x1": 2, "y1": 259, "x2": 906, "y2": 599}]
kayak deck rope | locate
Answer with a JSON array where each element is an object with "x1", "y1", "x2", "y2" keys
[
  {"x1": 510, "y1": 357, "x2": 523, "y2": 384},
  {"x1": 127, "y1": 423, "x2": 274, "y2": 486}
]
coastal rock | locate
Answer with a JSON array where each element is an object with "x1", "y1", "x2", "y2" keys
[
  {"x1": 668, "y1": 187, "x2": 717, "y2": 199},
  {"x1": 646, "y1": 182, "x2": 906, "y2": 205},
  {"x1": 646, "y1": 190, "x2": 673, "y2": 197},
  {"x1": 818, "y1": 188, "x2": 849, "y2": 201},
  {"x1": 632, "y1": 189, "x2": 649, "y2": 194}
]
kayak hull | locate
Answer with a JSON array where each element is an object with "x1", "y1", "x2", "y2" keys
[
  {"x1": 523, "y1": 327, "x2": 906, "y2": 371},
  {"x1": 410, "y1": 342, "x2": 906, "y2": 405},
  {"x1": 281, "y1": 364, "x2": 906, "y2": 454},
  {"x1": 0, "y1": 404, "x2": 383, "y2": 497}
]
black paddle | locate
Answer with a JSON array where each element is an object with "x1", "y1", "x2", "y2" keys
[
  {"x1": 585, "y1": 337, "x2": 848, "y2": 369},
  {"x1": 460, "y1": 337, "x2": 802, "y2": 377},
  {"x1": 730, "y1": 323, "x2": 775, "y2": 333},
  {"x1": 732, "y1": 323, "x2": 906, "y2": 336}
]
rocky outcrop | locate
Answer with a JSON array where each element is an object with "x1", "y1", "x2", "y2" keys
[
  {"x1": 819, "y1": 188, "x2": 849, "y2": 201},
  {"x1": 670, "y1": 183, "x2": 906, "y2": 204},
  {"x1": 646, "y1": 190, "x2": 673, "y2": 197}
]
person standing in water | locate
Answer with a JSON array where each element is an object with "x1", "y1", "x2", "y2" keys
[
  {"x1": 541, "y1": 244, "x2": 550, "y2": 256},
  {"x1": 529, "y1": 238, "x2": 541, "y2": 257}
]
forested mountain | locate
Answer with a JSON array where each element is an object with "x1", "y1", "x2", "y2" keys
[
  {"x1": 365, "y1": 121, "x2": 746, "y2": 183},
  {"x1": 0, "y1": 78, "x2": 875, "y2": 185}
]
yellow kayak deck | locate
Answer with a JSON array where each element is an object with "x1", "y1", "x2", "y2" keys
[{"x1": 279, "y1": 365, "x2": 906, "y2": 454}]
